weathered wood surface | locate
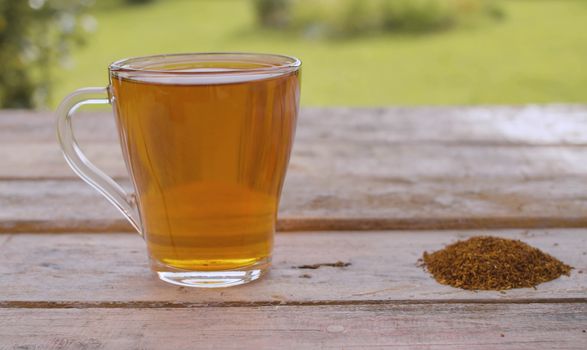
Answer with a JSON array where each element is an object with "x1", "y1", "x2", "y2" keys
[
  {"x1": 3, "y1": 176, "x2": 587, "y2": 233},
  {"x1": 2, "y1": 106, "x2": 587, "y2": 232},
  {"x1": 2, "y1": 303, "x2": 586, "y2": 350},
  {"x1": 2, "y1": 106, "x2": 587, "y2": 349},
  {"x1": 3, "y1": 105, "x2": 587, "y2": 145},
  {"x1": 1, "y1": 230, "x2": 584, "y2": 304}
]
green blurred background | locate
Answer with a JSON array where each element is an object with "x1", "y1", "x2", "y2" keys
[{"x1": 1, "y1": 0, "x2": 586, "y2": 108}]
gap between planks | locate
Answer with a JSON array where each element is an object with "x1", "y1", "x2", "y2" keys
[
  {"x1": 1, "y1": 298, "x2": 587, "y2": 310},
  {"x1": 4, "y1": 217, "x2": 587, "y2": 234}
]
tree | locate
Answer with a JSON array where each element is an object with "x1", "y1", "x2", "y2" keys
[{"x1": 0, "y1": 0, "x2": 94, "y2": 108}]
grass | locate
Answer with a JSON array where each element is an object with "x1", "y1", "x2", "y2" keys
[{"x1": 53, "y1": 0, "x2": 587, "y2": 107}]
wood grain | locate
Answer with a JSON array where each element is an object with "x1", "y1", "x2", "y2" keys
[
  {"x1": 3, "y1": 174, "x2": 587, "y2": 232},
  {"x1": 1, "y1": 303, "x2": 585, "y2": 350},
  {"x1": 2, "y1": 107, "x2": 587, "y2": 348},
  {"x1": 3, "y1": 105, "x2": 587, "y2": 179},
  {"x1": 2, "y1": 106, "x2": 587, "y2": 232},
  {"x1": 0, "y1": 229, "x2": 584, "y2": 304},
  {"x1": 3, "y1": 105, "x2": 587, "y2": 144}
]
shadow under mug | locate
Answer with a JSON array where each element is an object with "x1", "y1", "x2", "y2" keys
[{"x1": 56, "y1": 53, "x2": 301, "y2": 288}]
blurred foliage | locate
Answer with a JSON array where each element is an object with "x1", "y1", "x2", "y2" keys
[
  {"x1": 52, "y1": 0, "x2": 587, "y2": 106},
  {"x1": 256, "y1": 0, "x2": 504, "y2": 38},
  {"x1": 255, "y1": 0, "x2": 291, "y2": 28},
  {"x1": 0, "y1": 0, "x2": 94, "y2": 108}
]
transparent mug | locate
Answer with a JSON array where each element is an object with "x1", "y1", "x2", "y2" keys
[{"x1": 56, "y1": 53, "x2": 301, "y2": 287}]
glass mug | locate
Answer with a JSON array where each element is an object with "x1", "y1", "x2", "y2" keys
[{"x1": 56, "y1": 53, "x2": 301, "y2": 287}]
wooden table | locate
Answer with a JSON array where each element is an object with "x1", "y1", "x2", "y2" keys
[{"x1": 1, "y1": 106, "x2": 586, "y2": 349}]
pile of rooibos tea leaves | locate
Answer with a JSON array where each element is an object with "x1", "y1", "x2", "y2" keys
[{"x1": 421, "y1": 236, "x2": 572, "y2": 290}]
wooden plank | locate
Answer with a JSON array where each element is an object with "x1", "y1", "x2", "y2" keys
[
  {"x1": 0, "y1": 230, "x2": 584, "y2": 304},
  {"x1": 1, "y1": 303, "x2": 585, "y2": 349},
  {"x1": 3, "y1": 105, "x2": 587, "y2": 179},
  {"x1": 3, "y1": 105, "x2": 587, "y2": 144},
  {"x1": 4, "y1": 141, "x2": 587, "y2": 180},
  {"x1": 3, "y1": 174, "x2": 587, "y2": 233}
]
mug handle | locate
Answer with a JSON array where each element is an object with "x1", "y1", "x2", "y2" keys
[{"x1": 56, "y1": 87, "x2": 143, "y2": 235}]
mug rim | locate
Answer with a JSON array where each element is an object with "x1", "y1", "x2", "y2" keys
[{"x1": 109, "y1": 52, "x2": 301, "y2": 76}]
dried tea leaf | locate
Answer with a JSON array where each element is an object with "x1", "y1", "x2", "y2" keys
[{"x1": 422, "y1": 236, "x2": 572, "y2": 290}]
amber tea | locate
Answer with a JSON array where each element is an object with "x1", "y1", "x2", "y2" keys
[{"x1": 112, "y1": 64, "x2": 299, "y2": 271}]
